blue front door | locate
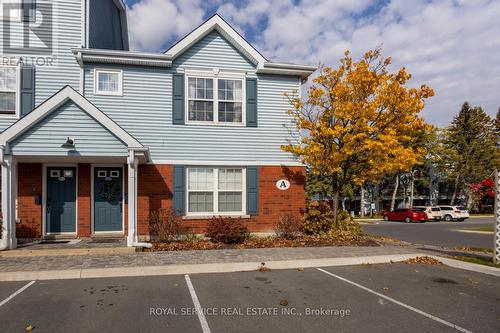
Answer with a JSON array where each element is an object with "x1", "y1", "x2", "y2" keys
[
  {"x1": 94, "y1": 167, "x2": 123, "y2": 232},
  {"x1": 46, "y1": 167, "x2": 77, "y2": 233}
]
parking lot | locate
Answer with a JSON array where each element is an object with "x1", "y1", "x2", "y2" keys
[
  {"x1": 362, "y1": 217, "x2": 495, "y2": 249},
  {"x1": 0, "y1": 263, "x2": 498, "y2": 332}
]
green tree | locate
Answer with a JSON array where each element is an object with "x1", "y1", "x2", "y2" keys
[{"x1": 444, "y1": 102, "x2": 499, "y2": 208}]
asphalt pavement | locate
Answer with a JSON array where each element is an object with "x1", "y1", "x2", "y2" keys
[
  {"x1": 362, "y1": 217, "x2": 495, "y2": 249},
  {"x1": 0, "y1": 263, "x2": 498, "y2": 332}
]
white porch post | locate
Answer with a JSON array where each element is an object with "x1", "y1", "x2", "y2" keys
[
  {"x1": 1, "y1": 154, "x2": 17, "y2": 250},
  {"x1": 127, "y1": 150, "x2": 139, "y2": 246}
]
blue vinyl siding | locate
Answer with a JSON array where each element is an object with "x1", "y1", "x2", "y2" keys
[
  {"x1": 172, "y1": 31, "x2": 256, "y2": 72},
  {"x1": 83, "y1": 31, "x2": 300, "y2": 163},
  {"x1": 84, "y1": 65, "x2": 300, "y2": 163},
  {"x1": 0, "y1": 0, "x2": 82, "y2": 131},
  {"x1": 10, "y1": 101, "x2": 127, "y2": 156}
]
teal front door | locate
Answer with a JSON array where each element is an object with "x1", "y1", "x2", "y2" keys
[
  {"x1": 94, "y1": 167, "x2": 123, "y2": 232},
  {"x1": 46, "y1": 167, "x2": 77, "y2": 233}
]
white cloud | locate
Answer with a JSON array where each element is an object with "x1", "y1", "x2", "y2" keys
[
  {"x1": 126, "y1": 0, "x2": 205, "y2": 52},
  {"x1": 126, "y1": 0, "x2": 500, "y2": 125}
]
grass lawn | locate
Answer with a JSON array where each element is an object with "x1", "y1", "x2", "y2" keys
[{"x1": 453, "y1": 256, "x2": 500, "y2": 268}]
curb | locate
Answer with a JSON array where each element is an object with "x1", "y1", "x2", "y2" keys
[
  {"x1": 455, "y1": 230, "x2": 494, "y2": 235},
  {"x1": 0, "y1": 247, "x2": 136, "y2": 258},
  {"x1": 0, "y1": 253, "x2": 428, "y2": 282},
  {"x1": 427, "y1": 256, "x2": 500, "y2": 278}
]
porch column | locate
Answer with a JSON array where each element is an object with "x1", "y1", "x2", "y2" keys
[
  {"x1": 1, "y1": 155, "x2": 17, "y2": 249},
  {"x1": 127, "y1": 150, "x2": 139, "y2": 246}
]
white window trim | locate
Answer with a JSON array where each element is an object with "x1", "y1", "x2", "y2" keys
[
  {"x1": 184, "y1": 69, "x2": 246, "y2": 127},
  {"x1": 94, "y1": 68, "x2": 123, "y2": 96},
  {"x1": 0, "y1": 0, "x2": 22, "y2": 22},
  {"x1": 0, "y1": 63, "x2": 21, "y2": 119},
  {"x1": 186, "y1": 167, "x2": 247, "y2": 217}
]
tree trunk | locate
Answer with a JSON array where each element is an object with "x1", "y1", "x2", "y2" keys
[
  {"x1": 450, "y1": 174, "x2": 460, "y2": 205},
  {"x1": 390, "y1": 174, "x2": 399, "y2": 211},
  {"x1": 409, "y1": 171, "x2": 415, "y2": 208},
  {"x1": 465, "y1": 187, "x2": 474, "y2": 211},
  {"x1": 332, "y1": 191, "x2": 340, "y2": 226},
  {"x1": 360, "y1": 186, "x2": 365, "y2": 217}
]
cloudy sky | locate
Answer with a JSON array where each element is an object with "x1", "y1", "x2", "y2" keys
[{"x1": 124, "y1": 0, "x2": 500, "y2": 127}]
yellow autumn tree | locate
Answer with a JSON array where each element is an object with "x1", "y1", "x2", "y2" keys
[{"x1": 282, "y1": 48, "x2": 434, "y2": 221}]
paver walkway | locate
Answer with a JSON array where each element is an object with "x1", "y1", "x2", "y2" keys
[{"x1": 0, "y1": 245, "x2": 417, "y2": 272}]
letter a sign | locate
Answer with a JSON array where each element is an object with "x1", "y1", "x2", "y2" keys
[{"x1": 276, "y1": 179, "x2": 291, "y2": 190}]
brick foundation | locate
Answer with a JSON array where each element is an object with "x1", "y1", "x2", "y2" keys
[{"x1": 16, "y1": 163, "x2": 306, "y2": 238}]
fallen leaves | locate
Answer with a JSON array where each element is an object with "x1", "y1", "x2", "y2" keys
[
  {"x1": 279, "y1": 300, "x2": 289, "y2": 306},
  {"x1": 402, "y1": 256, "x2": 443, "y2": 265},
  {"x1": 258, "y1": 262, "x2": 271, "y2": 272},
  {"x1": 26, "y1": 324, "x2": 34, "y2": 332},
  {"x1": 147, "y1": 235, "x2": 379, "y2": 252}
]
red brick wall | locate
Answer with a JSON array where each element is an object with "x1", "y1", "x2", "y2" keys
[
  {"x1": 77, "y1": 164, "x2": 91, "y2": 237},
  {"x1": 136, "y1": 165, "x2": 306, "y2": 235},
  {"x1": 17, "y1": 163, "x2": 43, "y2": 238},
  {"x1": 15, "y1": 163, "x2": 306, "y2": 238}
]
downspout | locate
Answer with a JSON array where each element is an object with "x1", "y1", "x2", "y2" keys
[{"x1": 127, "y1": 150, "x2": 152, "y2": 249}]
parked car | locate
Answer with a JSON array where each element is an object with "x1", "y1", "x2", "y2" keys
[
  {"x1": 382, "y1": 209, "x2": 428, "y2": 223},
  {"x1": 439, "y1": 206, "x2": 470, "y2": 222},
  {"x1": 413, "y1": 206, "x2": 442, "y2": 221}
]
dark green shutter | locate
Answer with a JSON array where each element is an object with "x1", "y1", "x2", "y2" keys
[
  {"x1": 173, "y1": 165, "x2": 185, "y2": 215},
  {"x1": 247, "y1": 166, "x2": 259, "y2": 215},
  {"x1": 172, "y1": 74, "x2": 185, "y2": 124},
  {"x1": 22, "y1": 0, "x2": 36, "y2": 22},
  {"x1": 246, "y1": 78, "x2": 257, "y2": 127},
  {"x1": 20, "y1": 66, "x2": 35, "y2": 117}
]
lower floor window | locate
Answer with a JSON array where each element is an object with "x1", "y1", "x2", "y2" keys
[{"x1": 187, "y1": 167, "x2": 245, "y2": 215}]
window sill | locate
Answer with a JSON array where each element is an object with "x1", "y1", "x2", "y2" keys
[
  {"x1": 184, "y1": 122, "x2": 246, "y2": 127},
  {"x1": 182, "y1": 214, "x2": 251, "y2": 220}
]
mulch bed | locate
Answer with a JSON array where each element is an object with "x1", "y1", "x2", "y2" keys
[{"x1": 146, "y1": 235, "x2": 379, "y2": 252}]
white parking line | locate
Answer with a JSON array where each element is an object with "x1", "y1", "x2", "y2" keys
[
  {"x1": 185, "y1": 275, "x2": 211, "y2": 333},
  {"x1": 0, "y1": 281, "x2": 36, "y2": 308},
  {"x1": 316, "y1": 268, "x2": 473, "y2": 333}
]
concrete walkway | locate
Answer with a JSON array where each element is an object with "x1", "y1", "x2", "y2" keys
[{"x1": 2, "y1": 245, "x2": 499, "y2": 281}]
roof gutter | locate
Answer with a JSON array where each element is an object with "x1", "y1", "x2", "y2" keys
[
  {"x1": 257, "y1": 62, "x2": 317, "y2": 82},
  {"x1": 72, "y1": 49, "x2": 172, "y2": 68}
]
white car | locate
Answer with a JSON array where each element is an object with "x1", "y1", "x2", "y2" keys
[
  {"x1": 439, "y1": 206, "x2": 469, "y2": 222},
  {"x1": 414, "y1": 206, "x2": 442, "y2": 221}
]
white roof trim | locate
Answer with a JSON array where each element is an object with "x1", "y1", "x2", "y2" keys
[
  {"x1": 0, "y1": 86, "x2": 146, "y2": 152},
  {"x1": 164, "y1": 14, "x2": 268, "y2": 68},
  {"x1": 73, "y1": 48, "x2": 172, "y2": 67}
]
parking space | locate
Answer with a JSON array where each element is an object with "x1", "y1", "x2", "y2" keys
[
  {"x1": 0, "y1": 263, "x2": 498, "y2": 332},
  {"x1": 0, "y1": 276, "x2": 201, "y2": 333}
]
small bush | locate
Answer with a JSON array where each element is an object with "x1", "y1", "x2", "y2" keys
[
  {"x1": 274, "y1": 213, "x2": 302, "y2": 239},
  {"x1": 205, "y1": 216, "x2": 250, "y2": 244},
  {"x1": 150, "y1": 208, "x2": 190, "y2": 242},
  {"x1": 327, "y1": 210, "x2": 362, "y2": 240},
  {"x1": 302, "y1": 201, "x2": 335, "y2": 235}
]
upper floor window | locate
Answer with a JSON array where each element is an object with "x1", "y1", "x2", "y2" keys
[
  {"x1": 185, "y1": 70, "x2": 245, "y2": 125},
  {"x1": 0, "y1": 0, "x2": 21, "y2": 21},
  {"x1": 0, "y1": 65, "x2": 18, "y2": 116},
  {"x1": 94, "y1": 69, "x2": 122, "y2": 96}
]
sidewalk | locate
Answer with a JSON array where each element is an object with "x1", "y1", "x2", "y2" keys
[{"x1": 2, "y1": 244, "x2": 499, "y2": 281}]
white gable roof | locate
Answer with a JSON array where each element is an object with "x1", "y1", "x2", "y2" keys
[
  {"x1": 0, "y1": 86, "x2": 146, "y2": 154},
  {"x1": 164, "y1": 14, "x2": 268, "y2": 68}
]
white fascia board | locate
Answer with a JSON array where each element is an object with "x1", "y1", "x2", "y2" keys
[
  {"x1": 264, "y1": 62, "x2": 318, "y2": 71},
  {"x1": 0, "y1": 86, "x2": 145, "y2": 149},
  {"x1": 72, "y1": 49, "x2": 172, "y2": 67},
  {"x1": 256, "y1": 68, "x2": 316, "y2": 80},
  {"x1": 164, "y1": 14, "x2": 267, "y2": 68}
]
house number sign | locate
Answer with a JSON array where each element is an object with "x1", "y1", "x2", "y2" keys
[{"x1": 276, "y1": 179, "x2": 291, "y2": 190}]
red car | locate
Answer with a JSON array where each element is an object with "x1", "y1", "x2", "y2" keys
[{"x1": 382, "y1": 208, "x2": 428, "y2": 223}]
